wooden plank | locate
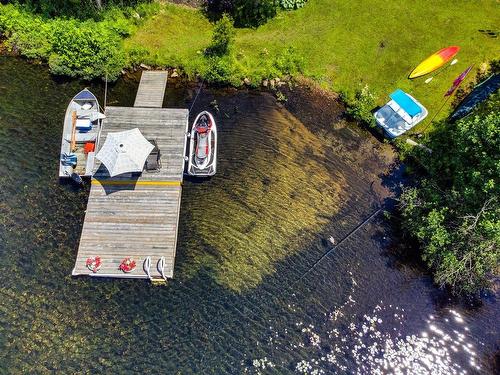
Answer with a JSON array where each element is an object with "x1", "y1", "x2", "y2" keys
[
  {"x1": 74, "y1": 182, "x2": 182, "y2": 279},
  {"x1": 73, "y1": 72, "x2": 188, "y2": 281},
  {"x1": 92, "y1": 106, "x2": 188, "y2": 183},
  {"x1": 133, "y1": 71, "x2": 168, "y2": 108}
]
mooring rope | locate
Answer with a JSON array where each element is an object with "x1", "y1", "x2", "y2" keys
[
  {"x1": 189, "y1": 78, "x2": 205, "y2": 112},
  {"x1": 297, "y1": 206, "x2": 383, "y2": 282}
]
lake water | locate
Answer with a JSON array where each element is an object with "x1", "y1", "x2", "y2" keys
[{"x1": 0, "y1": 56, "x2": 498, "y2": 374}]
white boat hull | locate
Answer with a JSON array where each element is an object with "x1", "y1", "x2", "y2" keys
[
  {"x1": 59, "y1": 89, "x2": 103, "y2": 178},
  {"x1": 373, "y1": 92, "x2": 428, "y2": 138}
]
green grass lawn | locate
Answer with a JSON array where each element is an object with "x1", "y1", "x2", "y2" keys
[
  {"x1": 125, "y1": 3, "x2": 212, "y2": 75},
  {"x1": 126, "y1": 0, "x2": 500, "y2": 126}
]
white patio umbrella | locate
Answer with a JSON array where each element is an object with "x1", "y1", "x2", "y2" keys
[{"x1": 96, "y1": 128, "x2": 154, "y2": 177}]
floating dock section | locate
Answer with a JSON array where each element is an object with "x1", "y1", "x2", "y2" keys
[{"x1": 72, "y1": 71, "x2": 188, "y2": 281}]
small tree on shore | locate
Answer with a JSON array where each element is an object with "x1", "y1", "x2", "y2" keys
[
  {"x1": 346, "y1": 85, "x2": 376, "y2": 127},
  {"x1": 206, "y1": 14, "x2": 235, "y2": 57}
]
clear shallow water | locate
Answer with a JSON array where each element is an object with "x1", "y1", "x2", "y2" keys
[{"x1": 0, "y1": 56, "x2": 498, "y2": 374}]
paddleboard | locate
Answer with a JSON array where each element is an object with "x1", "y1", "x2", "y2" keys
[{"x1": 409, "y1": 46, "x2": 460, "y2": 79}]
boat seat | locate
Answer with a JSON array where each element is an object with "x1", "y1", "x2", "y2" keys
[
  {"x1": 145, "y1": 139, "x2": 161, "y2": 172},
  {"x1": 76, "y1": 119, "x2": 92, "y2": 130},
  {"x1": 375, "y1": 105, "x2": 394, "y2": 124},
  {"x1": 65, "y1": 132, "x2": 97, "y2": 143}
]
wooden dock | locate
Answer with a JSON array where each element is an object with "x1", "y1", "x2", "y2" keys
[
  {"x1": 134, "y1": 71, "x2": 168, "y2": 108},
  {"x1": 72, "y1": 71, "x2": 189, "y2": 281}
]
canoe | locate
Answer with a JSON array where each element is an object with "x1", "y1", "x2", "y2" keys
[
  {"x1": 450, "y1": 74, "x2": 500, "y2": 121},
  {"x1": 409, "y1": 46, "x2": 460, "y2": 79},
  {"x1": 59, "y1": 89, "x2": 104, "y2": 179}
]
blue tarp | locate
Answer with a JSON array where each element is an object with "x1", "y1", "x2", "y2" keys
[
  {"x1": 389, "y1": 89, "x2": 422, "y2": 117},
  {"x1": 74, "y1": 89, "x2": 96, "y2": 101}
]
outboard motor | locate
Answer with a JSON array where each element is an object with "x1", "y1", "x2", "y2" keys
[{"x1": 70, "y1": 172, "x2": 84, "y2": 186}]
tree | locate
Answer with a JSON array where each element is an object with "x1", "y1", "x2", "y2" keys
[
  {"x1": 204, "y1": 0, "x2": 277, "y2": 27},
  {"x1": 206, "y1": 14, "x2": 235, "y2": 57},
  {"x1": 399, "y1": 93, "x2": 500, "y2": 295},
  {"x1": 3, "y1": 0, "x2": 147, "y2": 18}
]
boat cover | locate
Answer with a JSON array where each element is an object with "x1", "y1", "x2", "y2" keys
[
  {"x1": 390, "y1": 89, "x2": 422, "y2": 117},
  {"x1": 74, "y1": 90, "x2": 96, "y2": 101}
]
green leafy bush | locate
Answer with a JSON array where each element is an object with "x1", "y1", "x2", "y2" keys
[
  {"x1": 400, "y1": 93, "x2": 500, "y2": 295},
  {"x1": 6, "y1": 0, "x2": 152, "y2": 19},
  {"x1": 0, "y1": 5, "x2": 52, "y2": 59},
  {"x1": 126, "y1": 45, "x2": 150, "y2": 66},
  {"x1": 206, "y1": 14, "x2": 235, "y2": 57},
  {"x1": 279, "y1": 0, "x2": 307, "y2": 10},
  {"x1": 345, "y1": 85, "x2": 376, "y2": 126},
  {"x1": 0, "y1": 3, "x2": 156, "y2": 79},
  {"x1": 203, "y1": 56, "x2": 238, "y2": 85},
  {"x1": 48, "y1": 21, "x2": 126, "y2": 80},
  {"x1": 273, "y1": 46, "x2": 304, "y2": 75}
]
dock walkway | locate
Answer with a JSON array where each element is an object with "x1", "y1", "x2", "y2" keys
[
  {"x1": 72, "y1": 71, "x2": 188, "y2": 281},
  {"x1": 134, "y1": 71, "x2": 168, "y2": 108}
]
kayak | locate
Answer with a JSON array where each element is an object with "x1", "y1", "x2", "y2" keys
[{"x1": 409, "y1": 46, "x2": 460, "y2": 79}]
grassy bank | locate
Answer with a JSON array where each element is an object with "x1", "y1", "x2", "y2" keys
[
  {"x1": 125, "y1": 0, "x2": 499, "y2": 126},
  {"x1": 1, "y1": 0, "x2": 498, "y2": 126}
]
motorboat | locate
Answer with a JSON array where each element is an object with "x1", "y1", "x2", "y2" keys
[
  {"x1": 187, "y1": 111, "x2": 217, "y2": 176},
  {"x1": 59, "y1": 89, "x2": 105, "y2": 179}
]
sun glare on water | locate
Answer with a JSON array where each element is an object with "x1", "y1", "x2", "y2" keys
[{"x1": 247, "y1": 274, "x2": 481, "y2": 375}]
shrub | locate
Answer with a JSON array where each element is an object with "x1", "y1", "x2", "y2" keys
[
  {"x1": 0, "y1": 5, "x2": 52, "y2": 59},
  {"x1": 8, "y1": 0, "x2": 152, "y2": 19},
  {"x1": 273, "y1": 46, "x2": 304, "y2": 75},
  {"x1": 126, "y1": 45, "x2": 150, "y2": 66},
  {"x1": 0, "y1": 3, "x2": 156, "y2": 80},
  {"x1": 100, "y1": 8, "x2": 137, "y2": 37},
  {"x1": 204, "y1": 0, "x2": 234, "y2": 20},
  {"x1": 203, "y1": 56, "x2": 237, "y2": 85},
  {"x1": 206, "y1": 14, "x2": 235, "y2": 57},
  {"x1": 346, "y1": 85, "x2": 376, "y2": 126},
  {"x1": 234, "y1": 0, "x2": 277, "y2": 27},
  {"x1": 48, "y1": 21, "x2": 125, "y2": 80},
  {"x1": 279, "y1": 0, "x2": 307, "y2": 10}
]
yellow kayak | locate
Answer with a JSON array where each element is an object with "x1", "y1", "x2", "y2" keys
[{"x1": 409, "y1": 46, "x2": 460, "y2": 79}]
